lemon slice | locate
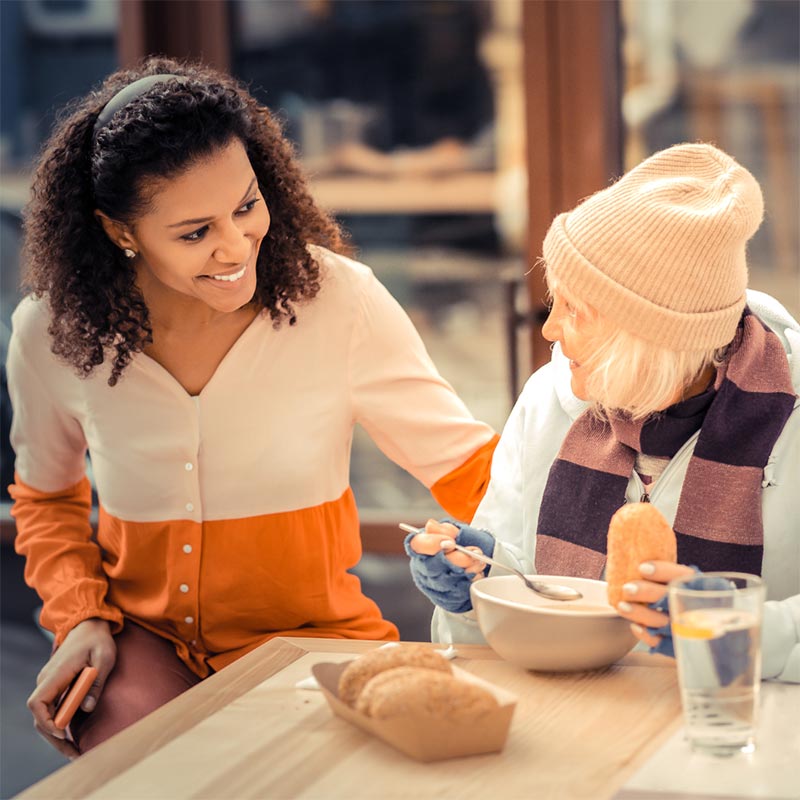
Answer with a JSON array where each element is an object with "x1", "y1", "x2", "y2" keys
[
  {"x1": 672, "y1": 620, "x2": 717, "y2": 639},
  {"x1": 673, "y1": 608, "x2": 757, "y2": 641},
  {"x1": 671, "y1": 609, "x2": 723, "y2": 640}
]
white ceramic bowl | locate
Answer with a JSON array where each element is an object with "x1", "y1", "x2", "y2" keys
[{"x1": 470, "y1": 575, "x2": 637, "y2": 672}]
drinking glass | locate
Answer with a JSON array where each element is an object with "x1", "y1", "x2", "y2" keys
[{"x1": 668, "y1": 572, "x2": 765, "y2": 756}]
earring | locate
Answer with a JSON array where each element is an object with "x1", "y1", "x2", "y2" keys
[{"x1": 123, "y1": 248, "x2": 136, "y2": 259}]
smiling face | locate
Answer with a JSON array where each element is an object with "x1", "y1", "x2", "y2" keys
[
  {"x1": 541, "y1": 285, "x2": 603, "y2": 401},
  {"x1": 113, "y1": 138, "x2": 270, "y2": 317}
]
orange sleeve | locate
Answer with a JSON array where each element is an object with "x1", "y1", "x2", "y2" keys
[
  {"x1": 10, "y1": 474, "x2": 124, "y2": 645},
  {"x1": 430, "y1": 434, "x2": 499, "y2": 523}
]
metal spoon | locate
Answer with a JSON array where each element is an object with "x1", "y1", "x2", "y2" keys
[{"x1": 399, "y1": 523, "x2": 583, "y2": 601}]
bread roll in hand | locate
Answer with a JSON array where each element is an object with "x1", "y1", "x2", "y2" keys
[{"x1": 606, "y1": 503, "x2": 677, "y2": 607}]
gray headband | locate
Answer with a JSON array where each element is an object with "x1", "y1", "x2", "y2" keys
[{"x1": 93, "y1": 74, "x2": 182, "y2": 139}]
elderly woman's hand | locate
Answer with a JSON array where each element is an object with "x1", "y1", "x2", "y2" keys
[
  {"x1": 407, "y1": 519, "x2": 486, "y2": 572},
  {"x1": 404, "y1": 519, "x2": 495, "y2": 613},
  {"x1": 615, "y1": 560, "x2": 695, "y2": 652}
]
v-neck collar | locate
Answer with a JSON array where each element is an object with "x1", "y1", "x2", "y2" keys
[{"x1": 135, "y1": 310, "x2": 265, "y2": 400}]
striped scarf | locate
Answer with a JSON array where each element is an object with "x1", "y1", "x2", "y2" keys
[{"x1": 535, "y1": 309, "x2": 796, "y2": 578}]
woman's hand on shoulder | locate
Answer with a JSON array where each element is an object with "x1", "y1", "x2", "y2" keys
[{"x1": 28, "y1": 618, "x2": 117, "y2": 758}]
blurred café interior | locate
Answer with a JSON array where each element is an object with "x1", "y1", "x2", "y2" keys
[{"x1": 0, "y1": 1, "x2": 797, "y2": 794}]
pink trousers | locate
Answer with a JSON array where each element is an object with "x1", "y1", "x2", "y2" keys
[{"x1": 70, "y1": 622, "x2": 204, "y2": 753}]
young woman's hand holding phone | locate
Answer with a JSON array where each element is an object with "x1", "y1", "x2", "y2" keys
[{"x1": 27, "y1": 618, "x2": 117, "y2": 759}]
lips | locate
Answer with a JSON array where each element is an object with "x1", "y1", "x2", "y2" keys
[{"x1": 201, "y1": 265, "x2": 247, "y2": 283}]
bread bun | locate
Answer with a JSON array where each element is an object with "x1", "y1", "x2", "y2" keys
[
  {"x1": 337, "y1": 645, "x2": 452, "y2": 707},
  {"x1": 606, "y1": 502, "x2": 677, "y2": 607},
  {"x1": 355, "y1": 666, "x2": 498, "y2": 720}
]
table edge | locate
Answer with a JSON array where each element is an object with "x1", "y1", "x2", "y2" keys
[
  {"x1": 16, "y1": 637, "x2": 315, "y2": 798},
  {"x1": 14, "y1": 638, "x2": 674, "y2": 799}
]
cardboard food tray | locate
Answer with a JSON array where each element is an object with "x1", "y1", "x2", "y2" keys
[{"x1": 311, "y1": 660, "x2": 517, "y2": 762}]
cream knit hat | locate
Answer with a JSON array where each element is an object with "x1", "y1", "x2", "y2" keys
[{"x1": 543, "y1": 143, "x2": 764, "y2": 351}]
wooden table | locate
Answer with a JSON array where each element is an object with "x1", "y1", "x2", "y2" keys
[
  {"x1": 18, "y1": 638, "x2": 685, "y2": 799},
  {"x1": 18, "y1": 638, "x2": 800, "y2": 798}
]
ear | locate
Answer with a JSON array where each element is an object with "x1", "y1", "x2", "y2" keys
[{"x1": 94, "y1": 210, "x2": 138, "y2": 253}]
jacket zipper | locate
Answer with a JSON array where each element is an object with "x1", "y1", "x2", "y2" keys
[{"x1": 630, "y1": 431, "x2": 700, "y2": 505}]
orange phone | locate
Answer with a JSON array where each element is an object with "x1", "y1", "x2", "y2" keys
[{"x1": 53, "y1": 666, "x2": 98, "y2": 730}]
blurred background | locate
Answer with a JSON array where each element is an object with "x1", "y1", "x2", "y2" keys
[{"x1": 0, "y1": 1, "x2": 797, "y2": 795}]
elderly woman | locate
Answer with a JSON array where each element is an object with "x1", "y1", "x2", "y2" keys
[{"x1": 406, "y1": 143, "x2": 800, "y2": 683}]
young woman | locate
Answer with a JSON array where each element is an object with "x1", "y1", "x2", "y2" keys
[
  {"x1": 406, "y1": 143, "x2": 800, "y2": 683},
  {"x1": 8, "y1": 57, "x2": 498, "y2": 756}
]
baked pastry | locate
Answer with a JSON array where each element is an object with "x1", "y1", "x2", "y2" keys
[
  {"x1": 606, "y1": 502, "x2": 677, "y2": 607},
  {"x1": 337, "y1": 645, "x2": 452, "y2": 707},
  {"x1": 354, "y1": 666, "x2": 498, "y2": 720}
]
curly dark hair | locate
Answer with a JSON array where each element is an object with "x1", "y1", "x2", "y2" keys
[{"x1": 22, "y1": 56, "x2": 346, "y2": 386}]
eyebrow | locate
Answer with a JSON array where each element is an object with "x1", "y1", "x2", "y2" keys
[{"x1": 166, "y1": 177, "x2": 258, "y2": 228}]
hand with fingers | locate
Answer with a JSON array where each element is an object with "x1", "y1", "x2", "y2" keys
[
  {"x1": 27, "y1": 618, "x2": 117, "y2": 759},
  {"x1": 615, "y1": 560, "x2": 696, "y2": 656},
  {"x1": 404, "y1": 519, "x2": 495, "y2": 613}
]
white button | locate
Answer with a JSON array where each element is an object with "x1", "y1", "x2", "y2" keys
[
  {"x1": 179, "y1": 583, "x2": 189, "y2": 593},
  {"x1": 190, "y1": 639, "x2": 197, "y2": 646},
  {"x1": 185, "y1": 503, "x2": 194, "y2": 512},
  {"x1": 185, "y1": 462, "x2": 193, "y2": 471},
  {"x1": 184, "y1": 616, "x2": 194, "y2": 624},
  {"x1": 183, "y1": 544, "x2": 192, "y2": 554}
]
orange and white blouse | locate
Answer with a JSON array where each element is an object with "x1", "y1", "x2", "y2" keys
[{"x1": 8, "y1": 247, "x2": 498, "y2": 677}]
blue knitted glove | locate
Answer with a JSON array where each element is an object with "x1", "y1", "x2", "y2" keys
[
  {"x1": 646, "y1": 568, "x2": 712, "y2": 657},
  {"x1": 404, "y1": 521, "x2": 495, "y2": 614},
  {"x1": 646, "y1": 592, "x2": 676, "y2": 657},
  {"x1": 646, "y1": 571, "x2": 743, "y2": 686}
]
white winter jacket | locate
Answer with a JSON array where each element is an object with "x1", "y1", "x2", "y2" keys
[{"x1": 432, "y1": 290, "x2": 800, "y2": 683}]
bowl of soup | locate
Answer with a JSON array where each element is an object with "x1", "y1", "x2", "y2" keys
[{"x1": 470, "y1": 575, "x2": 637, "y2": 672}]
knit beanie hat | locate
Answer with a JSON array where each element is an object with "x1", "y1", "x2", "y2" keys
[{"x1": 543, "y1": 143, "x2": 764, "y2": 351}]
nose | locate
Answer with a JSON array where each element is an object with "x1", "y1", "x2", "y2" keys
[
  {"x1": 214, "y1": 219, "x2": 251, "y2": 265},
  {"x1": 541, "y1": 306, "x2": 560, "y2": 343}
]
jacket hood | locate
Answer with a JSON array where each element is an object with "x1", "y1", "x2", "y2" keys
[{"x1": 746, "y1": 289, "x2": 800, "y2": 391}]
